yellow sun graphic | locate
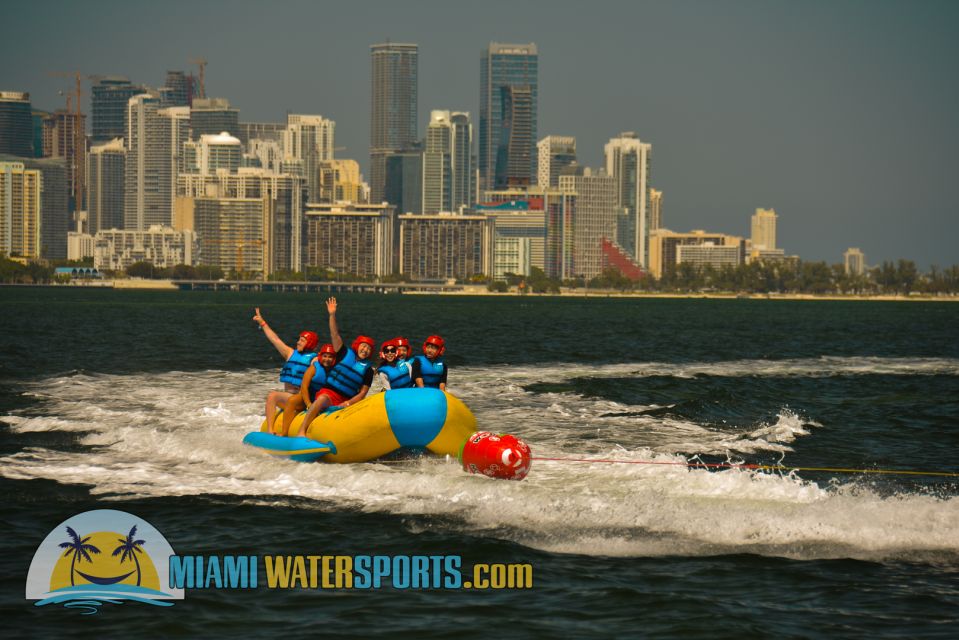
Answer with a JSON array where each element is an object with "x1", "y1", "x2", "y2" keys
[{"x1": 50, "y1": 529, "x2": 161, "y2": 591}]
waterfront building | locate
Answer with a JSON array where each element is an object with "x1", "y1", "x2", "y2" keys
[
  {"x1": 482, "y1": 187, "x2": 575, "y2": 280},
  {"x1": 0, "y1": 161, "x2": 41, "y2": 258},
  {"x1": 676, "y1": 243, "x2": 744, "y2": 271},
  {"x1": 558, "y1": 167, "x2": 625, "y2": 279},
  {"x1": 751, "y1": 207, "x2": 777, "y2": 250},
  {"x1": 240, "y1": 122, "x2": 285, "y2": 144},
  {"x1": 283, "y1": 114, "x2": 335, "y2": 203},
  {"x1": 190, "y1": 98, "x2": 241, "y2": 142},
  {"x1": 67, "y1": 231, "x2": 95, "y2": 260},
  {"x1": 604, "y1": 132, "x2": 652, "y2": 267},
  {"x1": 0, "y1": 92, "x2": 34, "y2": 157},
  {"x1": 176, "y1": 168, "x2": 305, "y2": 275},
  {"x1": 384, "y1": 145, "x2": 423, "y2": 214},
  {"x1": 474, "y1": 197, "x2": 546, "y2": 281},
  {"x1": 479, "y1": 43, "x2": 538, "y2": 192},
  {"x1": 398, "y1": 212, "x2": 493, "y2": 281},
  {"x1": 86, "y1": 138, "x2": 125, "y2": 234},
  {"x1": 648, "y1": 229, "x2": 746, "y2": 279},
  {"x1": 537, "y1": 136, "x2": 576, "y2": 189},
  {"x1": 649, "y1": 188, "x2": 663, "y2": 231},
  {"x1": 303, "y1": 202, "x2": 394, "y2": 278},
  {"x1": 844, "y1": 247, "x2": 866, "y2": 276},
  {"x1": 0, "y1": 154, "x2": 69, "y2": 259},
  {"x1": 370, "y1": 42, "x2": 418, "y2": 204},
  {"x1": 93, "y1": 225, "x2": 196, "y2": 271},
  {"x1": 91, "y1": 78, "x2": 145, "y2": 144}
]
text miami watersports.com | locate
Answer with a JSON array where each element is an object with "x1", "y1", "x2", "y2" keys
[{"x1": 169, "y1": 555, "x2": 534, "y2": 590}]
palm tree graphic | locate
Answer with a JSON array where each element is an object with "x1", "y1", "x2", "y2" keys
[
  {"x1": 112, "y1": 525, "x2": 146, "y2": 586},
  {"x1": 58, "y1": 526, "x2": 101, "y2": 586}
]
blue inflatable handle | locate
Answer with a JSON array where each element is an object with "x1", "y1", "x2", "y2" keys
[{"x1": 242, "y1": 432, "x2": 337, "y2": 463}]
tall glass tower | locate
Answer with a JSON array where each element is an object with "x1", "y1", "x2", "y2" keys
[
  {"x1": 479, "y1": 43, "x2": 538, "y2": 194},
  {"x1": 370, "y1": 42, "x2": 418, "y2": 204}
]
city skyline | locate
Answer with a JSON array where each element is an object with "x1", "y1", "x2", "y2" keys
[{"x1": 3, "y1": 0, "x2": 958, "y2": 268}]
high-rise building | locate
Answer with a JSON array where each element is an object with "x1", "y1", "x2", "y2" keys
[
  {"x1": 91, "y1": 78, "x2": 145, "y2": 144},
  {"x1": 475, "y1": 197, "x2": 546, "y2": 280},
  {"x1": 0, "y1": 92, "x2": 34, "y2": 157},
  {"x1": 162, "y1": 71, "x2": 192, "y2": 107},
  {"x1": 370, "y1": 42, "x2": 418, "y2": 204},
  {"x1": 648, "y1": 229, "x2": 746, "y2": 279},
  {"x1": 384, "y1": 147, "x2": 423, "y2": 215},
  {"x1": 649, "y1": 188, "x2": 663, "y2": 231},
  {"x1": 125, "y1": 94, "x2": 172, "y2": 230},
  {"x1": 86, "y1": 138, "x2": 125, "y2": 233},
  {"x1": 559, "y1": 167, "x2": 621, "y2": 279},
  {"x1": 283, "y1": 114, "x2": 335, "y2": 203},
  {"x1": 481, "y1": 186, "x2": 575, "y2": 280},
  {"x1": 0, "y1": 154, "x2": 69, "y2": 259},
  {"x1": 176, "y1": 168, "x2": 305, "y2": 275},
  {"x1": 304, "y1": 202, "x2": 395, "y2": 278},
  {"x1": 751, "y1": 207, "x2": 777, "y2": 250},
  {"x1": 240, "y1": 122, "x2": 285, "y2": 144},
  {"x1": 195, "y1": 132, "x2": 242, "y2": 175},
  {"x1": 0, "y1": 161, "x2": 42, "y2": 258},
  {"x1": 398, "y1": 213, "x2": 493, "y2": 281},
  {"x1": 479, "y1": 43, "x2": 538, "y2": 193},
  {"x1": 318, "y1": 159, "x2": 364, "y2": 204},
  {"x1": 537, "y1": 136, "x2": 576, "y2": 188},
  {"x1": 41, "y1": 109, "x2": 87, "y2": 212},
  {"x1": 422, "y1": 111, "x2": 472, "y2": 214},
  {"x1": 604, "y1": 132, "x2": 652, "y2": 267},
  {"x1": 190, "y1": 98, "x2": 241, "y2": 142},
  {"x1": 844, "y1": 247, "x2": 866, "y2": 276}
]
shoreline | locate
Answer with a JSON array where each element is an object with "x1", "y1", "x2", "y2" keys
[{"x1": 2, "y1": 279, "x2": 957, "y2": 301}]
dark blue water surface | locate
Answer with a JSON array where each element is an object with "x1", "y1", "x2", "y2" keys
[{"x1": 1, "y1": 288, "x2": 958, "y2": 638}]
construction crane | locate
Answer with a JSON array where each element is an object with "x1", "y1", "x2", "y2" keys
[
  {"x1": 189, "y1": 57, "x2": 207, "y2": 99},
  {"x1": 206, "y1": 237, "x2": 265, "y2": 279},
  {"x1": 48, "y1": 71, "x2": 86, "y2": 216}
]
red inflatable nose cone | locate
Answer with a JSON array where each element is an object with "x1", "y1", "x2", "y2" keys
[{"x1": 461, "y1": 431, "x2": 532, "y2": 481}]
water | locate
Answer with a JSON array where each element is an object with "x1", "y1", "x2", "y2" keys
[{"x1": 1, "y1": 288, "x2": 958, "y2": 637}]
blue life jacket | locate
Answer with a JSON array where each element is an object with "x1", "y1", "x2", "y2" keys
[
  {"x1": 308, "y1": 361, "x2": 332, "y2": 398},
  {"x1": 324, "y1": 349, "x2": 373, "y2": 398},
  {"x1": 279, "y1": 350, "x2": 317, "y2": 386},
  {"x1": 378, "y1": 359, "x2": 414, "y2": 389},
  {"x1": 413, "y1": 355, "x2": 446, "y2": 388}
]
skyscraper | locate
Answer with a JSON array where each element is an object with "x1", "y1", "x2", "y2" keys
[
  {"x1": 479, "y1": 43, "x2": 538, "y2": 193},
  {"x1": 649, "y1": 188, "x2": 663, "y2": 231},
  {"x1": 162, "y1": 71, "x2": 193, "y2": 107},
  {"x1": 283, "y1": 114, "x2": 335, "y2": 203},
  {"x1": 422, "y1": 110, "x2": 473, "y2": 214},
  {"x1": 604, "y1": 132, "x2": 652, "y2": 267},
  {"x1": 87, "y1": 138, "x2": 125, "y2": 233},
  {"x1": 0, "y1": 161, "x2": 42, "y2": 258},
  {"x1": 537, "y1": 136, "x2": 576, "y2": 189},
  {"x1": 41, "y1": 109, "x2": 87, "y2": 213},
  {"x1": 0, "y1": 154, "x2": 69, "y2": 258},
  {"x1": 91, "y1": 77, "x2": 145, "y2": 144},
  {"x1": 190, "y1": 98, "x2": 241, "y2": 142},
  {"x1": 370, "y1": 42, "x2": 418, "y2": 204},
  {"x1": 0, "y1": 92, "x2": 34, "y2": 157},
  {"x1": 125, "y1": 94, "x2": 172, "y2": 230},
  {"x1": 559, "y1": 167, "x2": 619, "y2": 279},
  {"x1": 844, "y1": 247, "x2": 865, "y2": 276},
  {"x1": 751, "y1": 207, "x2": 777, "y2": 250}
]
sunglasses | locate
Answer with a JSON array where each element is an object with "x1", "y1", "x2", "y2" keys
[{"x1": 383, "y1": 347, "x2": 397, "y2": 353}]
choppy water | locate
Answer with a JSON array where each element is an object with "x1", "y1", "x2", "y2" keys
[{"x1": 2, "y1": 288, "x2": 958, "y2": 638}]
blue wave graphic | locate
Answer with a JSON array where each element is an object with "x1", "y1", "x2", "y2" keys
[{"x1": 35, "y1": 584, "x2": 176, "y2": 614}]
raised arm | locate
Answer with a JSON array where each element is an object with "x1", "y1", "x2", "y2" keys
[
  {"x1": 254, "y1": 307, "x2": 293, "y2": 360},
  {"x1": 326, "y1": 297, "x2": 344, "y2": 352}
]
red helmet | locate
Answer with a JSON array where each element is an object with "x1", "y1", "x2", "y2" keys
[
  {"x1": 318, "y1": 343, "x2": 337, "y2": 357},
  {"x1": 423, "y1": 335, "x2": 445, "y2": 355},
  {"x1": 393, "y1": 336, "x2": 411, "y2": 355},
  {"x1": 351, "y1": 335, "x2": 376, "y2": 356},
  {"x1": 299, "y1": 331, "x2": 319, "y2": 352},
  {"x1": 379, "y1": 338, "x2": 398, "y2": 359}
]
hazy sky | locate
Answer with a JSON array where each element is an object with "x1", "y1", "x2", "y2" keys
[{"x1": 4, "y1": 0, "x2": 958, "y2": 268}]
